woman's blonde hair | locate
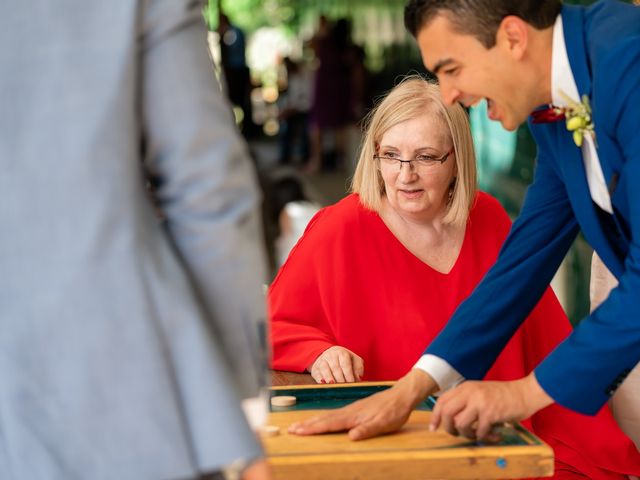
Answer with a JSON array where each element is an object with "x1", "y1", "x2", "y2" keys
[{"x1": 351, "y1": 75, "x2": 477, "y2": 226}]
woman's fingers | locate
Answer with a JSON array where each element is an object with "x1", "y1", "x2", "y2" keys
[
  {"x1": 338, "y1": 350, "x2": 356, "y2": 382},
  {"x1": 353, "y1": 355, "x2": 364, "y2": 381},
  {"x1": 328, "y1": 354, "x2": 347, "y2": 383},
  {"x1": 311, "y1": 358, "x2": 336, "y2": 384}
]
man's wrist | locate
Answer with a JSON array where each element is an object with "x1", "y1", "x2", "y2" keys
[
  {"x1": 521, "y1": 372, "x2": 554, "y2": 416},
  {"x1": 396, "y1": 369, "x2": 438, "y2": 409}
]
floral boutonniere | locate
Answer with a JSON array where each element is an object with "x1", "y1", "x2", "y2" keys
[
  {"x1": 531, "y1": 90, "x2": 595, "y2": 148},
  {"x1": 558, "y1": 90, "x2": 595, "y2": 148}
]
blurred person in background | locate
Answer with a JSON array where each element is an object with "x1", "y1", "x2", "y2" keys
[
  {"x1": 277, "y1": 57, "x2": 312, "y2": 166},
  {"x1": 218, "y1": 9, "x2": 258, "y2": 138},
  {"x1": 306, "y1": 18, "x2": 356, "y2": 173}
]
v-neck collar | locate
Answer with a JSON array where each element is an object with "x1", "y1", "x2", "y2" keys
[{"x1": 373, "y1": 208, "x2": 470, "y2": 276}]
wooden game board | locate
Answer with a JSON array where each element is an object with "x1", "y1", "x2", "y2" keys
[{"x1": 264, "y1": 382, "x2": 553, "y2": 479}]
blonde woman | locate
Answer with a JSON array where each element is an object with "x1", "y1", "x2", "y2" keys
[{"x1": 270, "y1": 76, "x2": 640, "y2": 478}]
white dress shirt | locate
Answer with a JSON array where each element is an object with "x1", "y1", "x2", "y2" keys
[{"x1": 551, "y1": 15, "x2": 613, "y2": 213}]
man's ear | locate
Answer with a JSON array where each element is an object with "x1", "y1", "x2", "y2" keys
[{"x1": 496, "y1": 15, "x2": 529, "y2": 60}]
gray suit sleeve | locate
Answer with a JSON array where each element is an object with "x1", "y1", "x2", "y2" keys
[{"x1": 140, "y1": 0, "x2": 268, "y2": 399}]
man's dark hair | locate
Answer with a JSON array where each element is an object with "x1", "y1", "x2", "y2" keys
[{"x1": 404, "y1": 0, "x2": 561, "y2": 48}]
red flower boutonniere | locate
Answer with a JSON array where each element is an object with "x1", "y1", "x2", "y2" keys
[{"x1": 531, "y1": 105, "x2": 566, "y2": 124}]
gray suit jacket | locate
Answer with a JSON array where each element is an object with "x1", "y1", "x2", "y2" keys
[{"x1": 0, "y1": 1, "x2": 268, "y2": 478}]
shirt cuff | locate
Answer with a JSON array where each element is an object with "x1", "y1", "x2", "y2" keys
[{"x1": 413, "y1": 354, "x2": 465, "y2": 394}]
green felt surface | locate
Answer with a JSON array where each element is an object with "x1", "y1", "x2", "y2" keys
[
  {"x1": 271, "y1": 384, "x2": 435, "y2": 412},
  {"x1": 270, "y1": 385, "x2": 540, "y2": 447}
]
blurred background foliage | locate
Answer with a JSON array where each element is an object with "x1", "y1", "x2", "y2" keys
[{"x1": 204, "y1": 0, "x2": 604, "y2": 35}]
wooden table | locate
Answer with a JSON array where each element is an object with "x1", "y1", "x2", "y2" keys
[
  {"x1": 270, "y1": 370, "x2": 315, "y2": 387},
  {"x1": 264, "y1": 374, "x2": 553, "y2": 479}
]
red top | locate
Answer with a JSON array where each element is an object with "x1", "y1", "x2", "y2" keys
[{"x1": 269, "y1": 192, "x2": 640, "y2": 479}]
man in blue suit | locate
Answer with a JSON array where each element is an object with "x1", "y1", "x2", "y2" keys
[{"x1": 289, "y1": 0, "x2": 640, "y2": 447}]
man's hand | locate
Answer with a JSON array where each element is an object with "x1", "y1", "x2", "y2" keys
[
  {"x1": 289, "y1": 369, "x2": 437, "y2": 440},
  {"x1": 309, "y1": 346, "x2": 364, "y2": 383},
  {"x1": 430, "y1": 373, "x2": 554, "y2": 440}
]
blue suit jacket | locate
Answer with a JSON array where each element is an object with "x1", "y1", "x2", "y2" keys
[{"x1": 426, "y1": 0, "x2": 640, "y2": 415}]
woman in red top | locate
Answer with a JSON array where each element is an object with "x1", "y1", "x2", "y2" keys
[{"x1": 269, "y1": 77, "x2": 640, "y2": 479}]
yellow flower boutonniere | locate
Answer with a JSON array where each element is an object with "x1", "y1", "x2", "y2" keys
[{"x1": 558, "y1": 90, "x2": 595, "y2": 147}]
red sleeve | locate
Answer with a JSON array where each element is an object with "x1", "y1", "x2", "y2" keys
[{"x1": 268, "y1": 207, "x2": 337, "y2": 372}]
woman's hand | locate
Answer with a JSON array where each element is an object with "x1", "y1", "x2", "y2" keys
[{"x1": 309, "y1": 346, "x2": 364, "y2": 383}]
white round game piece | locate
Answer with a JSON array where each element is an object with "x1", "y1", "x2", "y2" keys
[
  {"x1": 270, "y1": 395, "x2": 297, "y2": 407},
  {"x1": 260, "y1": 425, "x2": 281, "y2": 437}
]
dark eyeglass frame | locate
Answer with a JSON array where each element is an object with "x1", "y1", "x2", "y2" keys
[{"x1": 373, "y1": 148, "x2": 453, "y2": 170}]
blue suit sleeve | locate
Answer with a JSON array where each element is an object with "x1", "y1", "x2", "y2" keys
[{"x1": 426, "y1": 145, "x2": 579, "y2": 384}]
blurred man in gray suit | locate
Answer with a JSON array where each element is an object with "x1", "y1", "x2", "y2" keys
[{"x1": 0, "y1": 1, "x2": 270, "y2": 479}]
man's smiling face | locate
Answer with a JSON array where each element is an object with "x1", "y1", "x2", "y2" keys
[{"x1": 416, "y1": 14, "x2": 539, "y2": 131}]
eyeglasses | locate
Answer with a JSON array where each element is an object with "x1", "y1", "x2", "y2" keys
[{"x1": 374, "y1": 148, "x2": 453, "y2": 171}]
